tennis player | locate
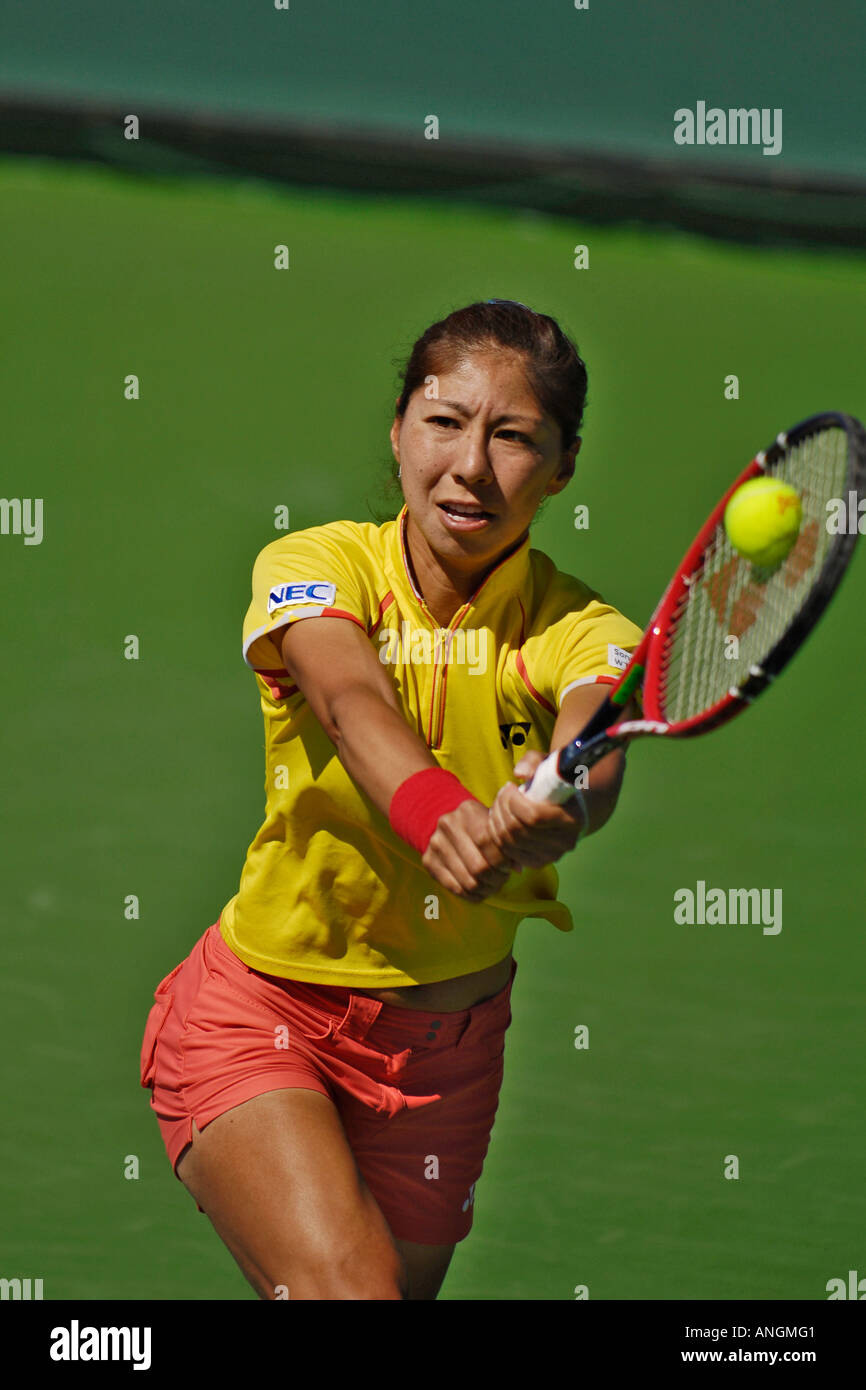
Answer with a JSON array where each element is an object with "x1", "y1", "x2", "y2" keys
[{"x1": 140, "y1": 299, "x2": 642, "y2": 1300}]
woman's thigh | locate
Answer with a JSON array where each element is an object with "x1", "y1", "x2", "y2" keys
[
  {"x1": 177, "y1": 1090, "x2": 406, "y2": 1300},
  {"x1": 142, "y1": 923, "x2": 513, "y2": 1294}
]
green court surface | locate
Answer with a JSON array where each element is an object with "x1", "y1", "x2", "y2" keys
[{"x1": 1, "y1": 157, "x2": 864, "y2": 1300}]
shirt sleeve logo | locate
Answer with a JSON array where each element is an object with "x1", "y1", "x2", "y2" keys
[
  {"x1": 607, "y1": 644, "x2": 633, "y2": 671},
  {"x1": 267, "y1": 581, "x2": 337, "y2": 614}
]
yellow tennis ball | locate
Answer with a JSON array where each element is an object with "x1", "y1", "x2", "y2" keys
[{"x1": 724, "y1": 476, "x2": 803, "y2": 568}]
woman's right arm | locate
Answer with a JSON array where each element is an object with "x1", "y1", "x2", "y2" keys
[{"x1": 280, "y1": 618, "x2": 515, "y2": 902}]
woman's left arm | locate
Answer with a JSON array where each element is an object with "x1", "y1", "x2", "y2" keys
[{"x1": 488, "y1": 684, "x2": 637, "y2": 870}]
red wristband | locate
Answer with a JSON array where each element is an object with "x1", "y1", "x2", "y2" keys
[{"x1": 388, "y1": 768, "x2": 478, "y2": 855}]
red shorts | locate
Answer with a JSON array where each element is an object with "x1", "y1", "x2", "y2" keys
[{"x1": 140, "y1": 920, "x2": 516, "y2": 1245}]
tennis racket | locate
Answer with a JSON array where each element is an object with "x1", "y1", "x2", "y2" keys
[{"x1": 525, "y1": 411, "x2": 866, "y2": 805}]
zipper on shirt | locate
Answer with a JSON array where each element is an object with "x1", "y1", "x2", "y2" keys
[{"x1": 427, "y1": 603, "x2": 471, "y2": 749}]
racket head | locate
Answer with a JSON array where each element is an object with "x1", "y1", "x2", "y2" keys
[
  {"x1": 552, "y1": 412, "x2": 865, "y2": 791},
  {"x1": 639, "y1": 412, "x2": 866, "y2": 735}
]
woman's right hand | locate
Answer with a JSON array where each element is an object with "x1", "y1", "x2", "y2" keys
[{"x1": 422, "y1": 798, "x2": 522, "y2": 903}]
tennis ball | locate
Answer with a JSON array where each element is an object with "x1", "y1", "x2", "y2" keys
[{"x1": 723, "y1": 476, "x2": 803, "y2": 568}]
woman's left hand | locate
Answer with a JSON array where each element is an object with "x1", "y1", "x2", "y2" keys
[{"x1": 488, "y1": 751, "x2": 586, "y2": 870}]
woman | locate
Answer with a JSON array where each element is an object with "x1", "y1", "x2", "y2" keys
[{"x1": 140, "y1": 299, "x2": 642, "y2": 1300}]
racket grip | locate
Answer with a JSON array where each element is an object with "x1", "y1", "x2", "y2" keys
[{"x1": 522, "y1": 751, "x2": 577, "y2": 805}]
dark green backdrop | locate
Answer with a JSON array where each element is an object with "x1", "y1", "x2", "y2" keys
[{"x1": 2, "y1": 0, "x2": 865, "y2": 177}]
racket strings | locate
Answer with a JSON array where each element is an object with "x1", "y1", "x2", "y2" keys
[{"x1": 660, "y1": 427, "x2": 848, "y2": 724}]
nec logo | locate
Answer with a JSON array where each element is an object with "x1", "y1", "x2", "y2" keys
[
  {"x1": 499, "y1": 722, "x2": 531, "y2": 750},
  {"x1": 267, "y1": 581, "x2": 337, "y2": 614}
]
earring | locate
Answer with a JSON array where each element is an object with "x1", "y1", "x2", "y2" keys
[{"x1": 398, "y1": 465, "x2": 402, "y2": 478}]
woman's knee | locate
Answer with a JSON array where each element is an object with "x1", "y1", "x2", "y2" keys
[
  {"x1": 327, "y1": 1230, "x2": 407, "y2": 1300},
  {"x1": 254, "y1": 1234, "x2": 407, "y2": 1300}
]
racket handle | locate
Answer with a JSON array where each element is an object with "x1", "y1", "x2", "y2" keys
[{"x1": 522, "y1": 750, "x2": 577, "y2": 805}]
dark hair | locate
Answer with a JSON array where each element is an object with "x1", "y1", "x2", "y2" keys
[
  {"x1": 395, "y1": 299, "x2": 588, "y2": 447},
  {"x1": 372, "y1": 299, "x2": 588, "y2": 521}
]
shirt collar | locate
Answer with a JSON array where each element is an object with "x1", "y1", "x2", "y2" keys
[{"x1": 391, "y1": 504, "x2": 530, "y2": 618}]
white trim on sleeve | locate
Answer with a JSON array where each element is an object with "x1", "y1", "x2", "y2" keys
[
  {"x1": 557, "y1": 674, "x2": 606, "y2": 705},
  {"x1": 242, "y1": 607, "x2": 327, "y2": 669}
]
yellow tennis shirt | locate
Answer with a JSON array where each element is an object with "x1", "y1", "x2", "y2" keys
[{"x1": 218, "y1": 506, "x2": 643, "y2": 986}]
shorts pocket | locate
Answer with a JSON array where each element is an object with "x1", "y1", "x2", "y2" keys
[
  {"x1": 140, "y1": 995, "x2": 173, "y2": 1089},
  {"x1": 482, "y1": 1010, "x2": 511, "y2": 1065},
  {"x1": 139, "y1": 960, "x2": 185, "y2": 1089}
]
